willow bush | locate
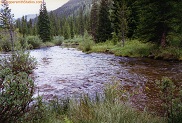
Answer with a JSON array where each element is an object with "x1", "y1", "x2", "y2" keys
[{"x1": 0, "y1": 51, "x2": 37, "y2": 123}]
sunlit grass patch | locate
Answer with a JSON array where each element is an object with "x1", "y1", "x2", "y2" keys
[
  {"x1": 91, "y1": 41, "x2": 114, "y2": 53},
  {"x1": 111, "y1": 40, "x2": 155, "y2": 57}
]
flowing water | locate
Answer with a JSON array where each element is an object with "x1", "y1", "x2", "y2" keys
[{"x1": 30, "y1": 46, "x2": 182, "y2": 114}]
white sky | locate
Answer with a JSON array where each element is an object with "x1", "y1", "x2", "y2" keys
[{"x1": 0, "y1": 0, "x2": 69, "y2": 18}]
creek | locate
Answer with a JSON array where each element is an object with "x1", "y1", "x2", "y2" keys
[{"x1": 30, "y1": 46, "x2": 182, "y2": 114}]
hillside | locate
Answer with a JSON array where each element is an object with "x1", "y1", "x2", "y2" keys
[{"x1": 52, "y1": 0, "x2": 93, "y2": 17}]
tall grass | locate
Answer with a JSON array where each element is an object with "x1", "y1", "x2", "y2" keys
[
  {"x1": 153, "y1": 46, "x2": 182, "y2": 60},
  {"x1": 78, "y1": 32, "x2": 95, "y2": 52},
  {"x1": 64, "y1": 36, "x2": 83, "y2": 45},
  {"x1": 91, "y1": 41, "x2": 114, "y2": 53},
  {"x1": 24, "y1": 82, "x2": 165, "y2": 123},
  {"x1": 111, "y1": 40, "x2": 155, "y2": 57}
]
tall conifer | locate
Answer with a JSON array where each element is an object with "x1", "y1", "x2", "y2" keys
[
  {"x1": 111, "y1": 0, "x2": 128, "y2": 46},
  {"x1": 90, "y1": 0, "x2": 99, "y2": 41},
  {"x1": 136, "y1": 0, "x2": 182, "y2": 47},
  {"x1": 38, "y1": 2, "x2": 51, "y2": 42},
  {"x1": 97, "y1": 0, "x2": 112, "y2": 42}
]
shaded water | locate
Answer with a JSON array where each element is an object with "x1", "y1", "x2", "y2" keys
[{"x1": 30, "y1": 46, "x2": 182, "y2": 114}]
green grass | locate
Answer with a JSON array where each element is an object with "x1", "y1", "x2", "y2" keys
[
  {"x1": 111, "y1": 40, "x2": 155, "y2": 57},
  {"x1": 64, "y1": 36, "x2": 83, "y2": 45},
  {"x1": 153, "y1": 46, "x2": 182, "y2": 60},
  {"x1": 41, "y1": 42, "x2": 55, "y2": 47},
  {"x1": 78, "y1": 38, "x2": 182, "y2": 60},
  {"x1": 90, "y1": 40, "x2": 155, "y2": 58},
  {"x1": 91, "y1": 41, "x2": 114, "y2": 53},
  {"x1": 23, "y1": 82, "x2": 166, "y2": 123}
]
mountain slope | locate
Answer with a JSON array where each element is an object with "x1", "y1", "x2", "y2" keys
[{"x1": 53, "y1": 0, "x2": 93, "y2": 17}]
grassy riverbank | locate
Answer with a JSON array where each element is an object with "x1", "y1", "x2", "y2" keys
[
  {"x1": 25, "y1": 82, "x2": 166, "y2": 123},
  {"x1": 78, "y1": 39, "x2": 182, "y2": 61}
]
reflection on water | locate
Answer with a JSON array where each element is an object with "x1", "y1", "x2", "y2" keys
[{"x1": 30, "y1": 46, "x2": 182, "y2": 114}]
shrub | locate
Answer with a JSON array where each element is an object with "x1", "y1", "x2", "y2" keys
[
  {"x1": 78, "y1": 31, "x2": 95, "y2": 52},
  {"x1": 19, "y1": 36, "x2": 29, "y2": 49},
  {"x1": 0, "y1": 50, "x2": 38, "y2": 123},
  {"x1": 26, "y1": 36, "x2": 42, "y2": 49},
  {"x1": 155, "y1": 77, "x2": 182, "y2": 123},
  {"x1": 0, "y1": 69, "x2": 34, "y2": 123},
  {"x1": 52, "y1": 36, "x2": 64, "y2": 46},
  {"x1": 0, "y1": 36, "x2": 11, "y2": 52},
  {"x1": 0, "y1": 51, "x2": 37, "y2": 74},
  {"x1": 154, "y1": 47, "x2": 182, "y2": 60}
]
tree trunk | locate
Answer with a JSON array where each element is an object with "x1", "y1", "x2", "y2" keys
[
  {"x1": 9, "y1": 29, "x2": 14, "y2": 52},
  {"x1": 161, "y1": 32, "x2": 166, "y2": 48}
]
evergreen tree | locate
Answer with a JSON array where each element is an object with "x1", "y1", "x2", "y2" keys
[
  {"x1": 32, "y1": 14, "x2": 38, "y2": 35},
  {"x1": 28, "y1": 19, "x2": 33, "y2": 35},
  {"x1": 49, "y1": 11, "x2": 61, "y2": 36},
  {"x1": 136, "y1": 0, "x2": 182, "y2": 47},
  {"x1": 63, "y1": 21, "x2": 70, "y2": 40},
  {"x1": 15, "y1": 19, "x2": 21, "y2": 33},
  {"x1": 90, "y1": 0, "x2": 99, "y2": 41},
  {"x1": 70, "y1": 17, "x2": 74, "y2": 39},
  {"x1": 97, "y1": 0, "x2": 112, "y2": 42},
  {"x1": 127, "y1": 0, "x2": 139, "y2": 39},
  {"x1": 38, "y1": 2, "x2": 51, "y2": 42},
  {"x1": 21, "y1": 16, "x2": 27, "y2": 37},
  {"x1": 0, "y1": 0, "x2": 15, "y2": 51},
  {"x1": 79, "y1": 6, "x2": 84, "y2": 37},
  {"x1": 111, "y1": 0, "x2": 128, "y2": 46}
]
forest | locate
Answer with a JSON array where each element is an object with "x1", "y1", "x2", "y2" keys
[
  {"x1": 10, "y1": 0, "x2": 182, "y2": 60},
  {"x1": 0, "y1": 0, "x2": 182, "y2": 123}
]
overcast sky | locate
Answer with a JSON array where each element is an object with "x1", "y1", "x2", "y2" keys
[{"x1": 1, "y1": 0, "x2": 69, "y2": 18}]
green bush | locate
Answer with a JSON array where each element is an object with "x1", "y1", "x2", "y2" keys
[
  {"x1": 19, "y1": 36, "x2": 29, "y2": 49},
  {"x1": 78, "y1": 32, "x2": 95, "y2": 52},
  {"x1": 155, "y1": 77, "x2": 182, "y2": 123},
  {"x1": 0, "y1": 50, "x2": 38, "y2": 123},
  {"x1": 52, "y1": 36, "x2": 64, "y2": 46},
  {"x1": 0, "y1": 36, "x2": 11, "y2": 52},
  {"x1": 26, "y1": 36, "x2": 42, "y2": 49},
  {"x1": 0, "y1": 51, "x2": 37, "y2": 74},
  {"x1": 154, "y1": 47, "x2": 182, "y2": 60},
  {"x1": 0, "y1": 69, "x2": 34, "y2": 123}
]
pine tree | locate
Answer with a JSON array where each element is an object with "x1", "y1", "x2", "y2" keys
[
  {"x1": 111, "y1": 0, "x2": 128, "y2": 46},
  {"x1": 90, "y1": 0, "x2": 99, "y2": 41},
  {"x1": 28, "y1": 19, "x2": 33, "y2": 35},
  {"x1": 38, "y1": 2, "x2": 51, "y2": 42},
  {"x1": 79, "y1": 6, "x2": 84, "y2": 37},
  {"x1": 127, "y1": 0, "x2": 139, "y2": 39},
  {"x1": 21, "y1": 16, "x2": 27, "y2": 37},
  {"x1": 136, "y1": 0, "x2": 182, "y2": 47},
  {"x1": 63, "y1": 21, "x2": 70, "y2": 40},
  {"x1": 49, "y1": 11, "x2": 61, "y2": 36},
  {"x1": 0, "y1": 0, "x2": 15, "y2": 51},
  {"x1": 97, "y1": 0, "x2": 112, "y2": 42},
  {"x1": 70, "y1": 17, "x2": 74, "y2": 39},
  {"x1": 15, "y1": 19, "x2": 21, "y2": 33}
]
